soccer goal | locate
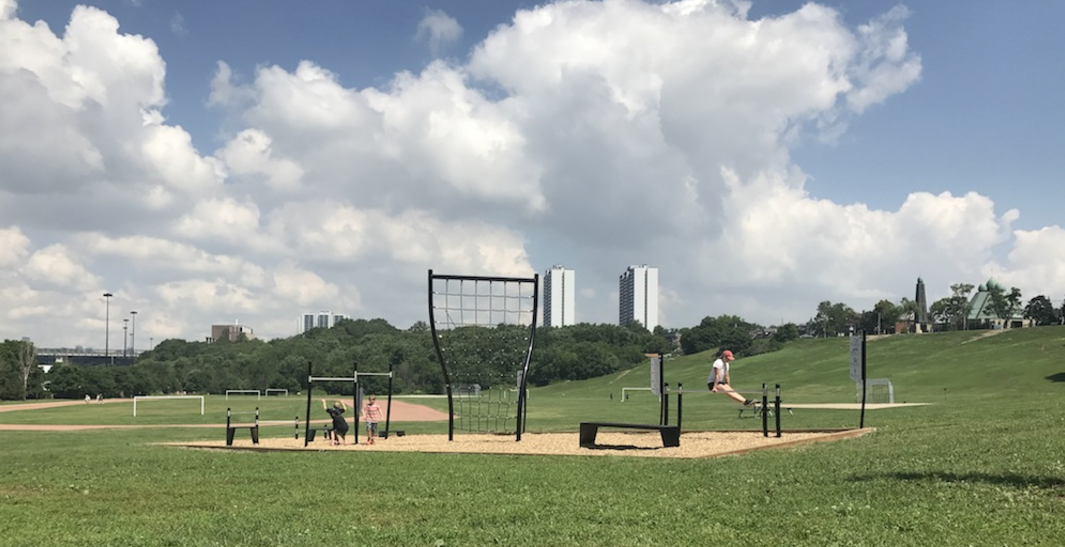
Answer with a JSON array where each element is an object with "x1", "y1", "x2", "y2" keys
[
  {"x1": 133, "y1": 395, "x2": 205, "y2": 417},
  {"x1": 225, "y1": 389, "x2": 261, "y2": 400},
  {"x1": 858, "y1": 378, "x2": 895, "y2": 404},
  {"x1": 428, "y1": 270, "x2": 539, "y2": 441},
  {"x1": 265, "y1": 388, "x2": 288, "y2": 396}
]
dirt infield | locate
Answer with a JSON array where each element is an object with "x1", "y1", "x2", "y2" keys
[
  {"x1": 173, "y1": 428, "x2": 873, "y2": 459},
  {"x1": 0, "y1": 399, "x2": 448, "y2": 431}
]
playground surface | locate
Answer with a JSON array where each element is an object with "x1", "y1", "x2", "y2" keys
[
  {"x1": 175, "y1": 428, "x2": 872, "y2": 459},
  {"x1": 2, "y1": 399, "x2": 875, "y2": 458}
]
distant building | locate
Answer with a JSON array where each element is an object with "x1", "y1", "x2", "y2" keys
[
  {"x1": 967, "y1": 279, "x2": 1033, "y2": 329},
  {"x1": 208, "y1": 323, "x2": 256, "y2": 343},
  {"x1": 543, "y1": 265, "x2": 576, "y2": 327},
  {"x1": 618, "y1": 265, "x2": 659, "y2": 330},
  {"x1": 298, "y1": 311, "x2": 347, "y2": 334}
]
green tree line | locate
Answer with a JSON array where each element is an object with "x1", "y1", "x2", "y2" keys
[
  {"x1": 5, "y1": 319, "x2": 674, "y2": 400},
  {"x1": 6, "y1": 285, "x2": 1063, "y2": 400}
]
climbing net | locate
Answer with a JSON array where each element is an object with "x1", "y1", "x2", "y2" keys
[{"x1": 428, "y1": 270, "x2": 539, "y2": 441}]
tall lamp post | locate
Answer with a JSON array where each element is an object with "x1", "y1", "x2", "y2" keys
[
  {"x1": 103, "y1": 292, "x2": 113, "y2": 363},
  {"x1": 123, "y1": 319, "x2": 129, "y2": 359},
  {"x1": 130, "y1": 311, "x2": 138, "y2": 364}
]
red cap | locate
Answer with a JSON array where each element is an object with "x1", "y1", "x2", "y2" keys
[{"x1": 722, "y1": 350, "x2": 734, "y2": 359}]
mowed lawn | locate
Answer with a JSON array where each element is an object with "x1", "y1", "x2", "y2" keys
[{"x1": 1, "y1": 327, "x2": 1063, "y2": 546}]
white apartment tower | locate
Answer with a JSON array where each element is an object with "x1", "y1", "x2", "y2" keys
[
  {"x1": 543, "y1": 265, "x2": 576, "y2": 327},
  {"x1": 618, "y1": 265, "x2": 659, "y2": 330},
  {"x1": 298, "y1": 311, "x2": 347, "y2": 334}
]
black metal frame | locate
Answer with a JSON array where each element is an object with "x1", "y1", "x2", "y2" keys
[
  {"x1": 428, "y1": 270, "x2": 539, "y2": 441},
  {"x1": 303, "y1": 361, "x2": 395, "y2": 447}
]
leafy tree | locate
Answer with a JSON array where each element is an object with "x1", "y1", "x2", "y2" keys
[
  {"x1": 0, "y1": 340, "x2": 39, "y2": 400},
  {"x1": 772, "y1": 323, "x2": 799, "y2": 343},
  {"x1": 680, "y1": 315, "x2": 759, "y2": 355},
  {"x1": 987, "y1": 285, "x2": 1023, "y2": 323},
  {"x1": 46, "y1": 364, "x2": 86, "y2": 399},
  {"x1": 811, "y1": 301, "x2": 858, "y2": 337},
  {"x1": 1024, "y1": 295, "x2": 1059, "y2": 326},
  {"x1": 928, "y1": 284, "x2": 974, "y2": 331}
]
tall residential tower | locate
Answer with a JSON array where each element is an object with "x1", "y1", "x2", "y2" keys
[
  {"x1": 543, "y1": 265, "x2": 576, "y2": 327},
  {"x1": 298, "y1": 310, "x2": 347, "y2": 334},
  {"x1": 618, "y1": 265, "x2": 658, "y2": 330}
]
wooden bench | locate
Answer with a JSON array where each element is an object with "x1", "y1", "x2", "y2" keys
[{"x1": 579, "y1": 422, "x2": 681, "y2": 448}]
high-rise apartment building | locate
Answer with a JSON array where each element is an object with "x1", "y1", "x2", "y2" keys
[
  {"x1": 618, "y1": 265, "x2": 659, "y2": 330},
  {"x1": 298, "y1": 311, "x2": 347, "y2": 334},
  {"x1": 543, "y1": 265, "x2": 576, "y2": 327}
]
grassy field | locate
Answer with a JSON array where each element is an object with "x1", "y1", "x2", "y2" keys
[{"x1": 1, "y1": 327, "x2": 1063, "y2": 546}]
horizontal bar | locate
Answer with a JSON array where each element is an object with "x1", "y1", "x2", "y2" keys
[{"x1": 431, "y1": 273, "x2": 537, "y2": 283}]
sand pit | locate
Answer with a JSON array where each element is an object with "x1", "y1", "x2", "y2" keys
[{"x1": 173, "y1": 428, "x2": 872, "y2": 459}]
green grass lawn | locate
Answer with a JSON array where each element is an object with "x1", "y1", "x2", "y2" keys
[{"x1": 2, "y1": 327, "x2": 1064, "y2": 546}]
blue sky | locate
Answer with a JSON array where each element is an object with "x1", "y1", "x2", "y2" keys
[{"x1": 3, "y1": 0, "x2": 1064, "y2": 348}]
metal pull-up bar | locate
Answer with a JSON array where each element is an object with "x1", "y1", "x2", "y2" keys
[{"x1": 302, "y1": 361, "x2": 395, "y2": 447}]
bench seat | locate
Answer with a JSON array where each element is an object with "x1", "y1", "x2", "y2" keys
[
  {"x1": 305, "y1": 427, "x2": 334, "y2": 443},
  {"x1": 226, "y1": 425, "x2": 260, "y2": 446},
  {"x1": 579, "y1": 422, "x2": 680, "y2": 448}
]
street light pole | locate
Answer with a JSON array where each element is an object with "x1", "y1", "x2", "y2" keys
[
  {"x1": 123, "y1": 319, "x2": 129, "y2": 359},
  {"x1": 130, "y1": 311, "x2": 138, "y2": 364},
  {"x1": 103, "y1": 292, "x2": 113, "y2": 363}
]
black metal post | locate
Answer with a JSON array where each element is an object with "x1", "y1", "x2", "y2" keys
[
  {"x1": 352, "y1": 361, "x2": 359, "y2": 445},
  {"x1": 677, "y1": 383, "x2": 683, "y2": 429},
  {"x1": 428, "y1": 270, "x2": 455, "y2": 441},
  {"x1": 662, "y1": 383, "x2": 669, "y2": 426},
  {"x1": 774, "y1": 384, "x2": 781, "y2": 438},
  {"x1": 516, "y1": 272, "x2": 539, "y2": 441},
  {"x1": 225, "y1": 407, "x2": 232, "y2": 446},
  {"x1": 860, "y1": 330, "x2": 867, "y2": 429},
  {"x1": 385, "y1": 359, "x2": 394, "y2": 438},
  {"x1": 303, "y1": 361, "x2": 313, "y2": 447},
  {"x1": 761, "y1": 383, "x2": 769, "y2": 437}
]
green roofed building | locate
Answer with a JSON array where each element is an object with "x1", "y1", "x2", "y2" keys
[{"x1": 967, "y1": 278, "x2": 1032, "y2": 329}]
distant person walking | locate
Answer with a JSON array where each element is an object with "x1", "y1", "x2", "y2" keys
[
  {"x1": 322, "y1": 399, "x2": 349, "y2": 446},
  {"x1": 362, "y1": 394, "x2": 383, "y2": 445},
  {"x1": 707, "y1": 350, "x2": 756, "y2": 407}
]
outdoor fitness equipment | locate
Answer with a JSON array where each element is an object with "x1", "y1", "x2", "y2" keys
[
  {"x1": 579, "y1": 354, "x2": 681, "y2": 449},
  {"x1": 226, "y1": 407, "x2": 260, "y2": 446},
  {"x1": 302, "y1": 360, "x2": 394, "y2": 447},
  {"x1": 671, "y1": 382, "x2": 783, "y2": 438},
  {"x1": 428, "y1": 270, "x2": 539, "y2": 442}
]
